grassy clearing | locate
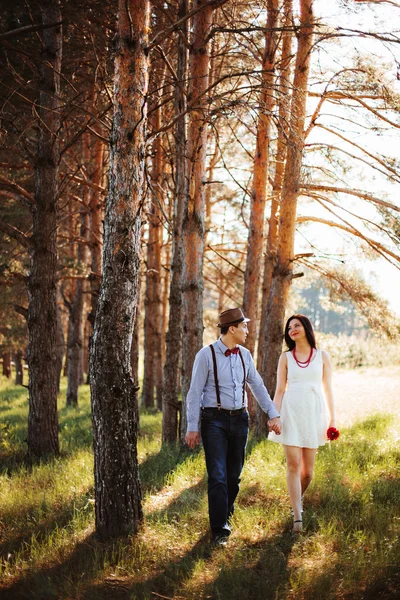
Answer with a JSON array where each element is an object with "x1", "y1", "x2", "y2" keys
[{"x1": 0, "y1": 375, "x2": 399, "y2": 599}]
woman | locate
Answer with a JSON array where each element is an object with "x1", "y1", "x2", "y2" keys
[{"x1": 269, "y1": 314, "x2": 336, "y2": 533}]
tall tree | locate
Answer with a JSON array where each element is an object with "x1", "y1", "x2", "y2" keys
[
  {"x1": 27, "y1": 0, "x2": 62, "y2": 458},
  {"x1": 181, "y1": 0, "x2": 214, "y2": 441},
  {"x1": 258, "y1": 0, "x2": 315, "y2": 435},
  {"x1": 89, "y1": 0, "x2": 149, "y2": 538},
  {"x1": 66, "y1": 134, "x2": 90, "y2": 406},
  {"x1": 162, "y1": 0, "x2": 188, "y2": 444},
  {"x1": 243, "y1": 0, "x2": 280, "y2": 348},
  {"x1": 242, "y1": 0, "x2": 280, "y2": 419},
  {"x1": 142, "y1": 60, "x2": 165, "y2": 409},
  {"x1": 257, "y1": 0, "x2": 293, "y2": 378}
]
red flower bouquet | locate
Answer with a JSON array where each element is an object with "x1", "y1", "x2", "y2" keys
[{"x1": 327, "y1": 427, "x2": 340, "y2": 441}]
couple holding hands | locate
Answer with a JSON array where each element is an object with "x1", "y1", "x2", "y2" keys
[{"x1": 185, "y1": 308, "x2": 337, "y2": 545}]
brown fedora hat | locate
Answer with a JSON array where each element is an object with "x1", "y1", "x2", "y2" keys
[{"x1": 217, "y1": 307, "x2": 250, "y2": 328}]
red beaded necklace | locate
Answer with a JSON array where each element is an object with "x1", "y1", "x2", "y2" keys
[{"x1": 292, "y1": 347, "x2": 313, "y2": 368}]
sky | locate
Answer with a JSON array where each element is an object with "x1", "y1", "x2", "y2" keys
[
  {"x1": 302, "y1": 0, "x2": 400, "y2": 315},
  {"x1": 208, "y1": 1, "x2": 400, "y2": 319}
]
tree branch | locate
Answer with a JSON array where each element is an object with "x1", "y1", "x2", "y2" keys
[
  {"x1": 0, "y1": 21, "x2": 63, "y2": 42},
  {"x1": 0, "y1": 219, "x2": 32, "y2": 249},
  {"x1": 301, "y1": 183, "x2": 400, "y2": 213}
]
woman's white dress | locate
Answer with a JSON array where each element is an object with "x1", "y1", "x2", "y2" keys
[{"x1": 270, "y1": 349, "x2": 328, "y2": 448}]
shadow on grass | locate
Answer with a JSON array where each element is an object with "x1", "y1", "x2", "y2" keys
[
  {"x1": 0, "y1": 487, "x2": 93, "y2": 564},
  {"x1": 0, "y1": 480, "x2": 208, "y2": 600},
  {"x1": 202, "y1": 531, "x2": 296, "y2": 600},
  {"x1": 361, "y1": 566, "x2": 400, "y2": 600},
  {"x1": 83, "y1": 533, "x2": 211, "y2": 600},
  {"x1": 145, "y1": 478, "x2": 207, "y2": 523},
  {"x1": 0, "y1": 532, "x2": 105, "y2": 600},
  {"x1": 139, "y1": 443, "x2": 202, "y2": 494}
]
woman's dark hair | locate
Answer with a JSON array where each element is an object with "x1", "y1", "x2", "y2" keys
[{"x1": 284, "y1": 314, "x2": 317, "y2": 351}]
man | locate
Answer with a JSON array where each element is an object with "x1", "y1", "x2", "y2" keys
[{"x1": 185, "y1": 307, "x2": 281, "y2": 546}]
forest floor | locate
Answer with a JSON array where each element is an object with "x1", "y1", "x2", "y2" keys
[{"x1": 0, "y1": 367, "x2": 399, "y2": 600}]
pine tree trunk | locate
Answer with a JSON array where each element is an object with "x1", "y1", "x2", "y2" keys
[
  {"x1": 158, "y1": 242, "x2": 170, "y2": 411},
  {"x1": 131, "y1": 271, "x2": 142, "y2": 395},
  {"x1": 258, "y1": 0, "x2": 315, "y2": 436},
  {"x1": 88, "y1": 137, "x2": 104, "y2": 327},
  {"x1": 2, "y1": 352, "x2": 11, "y2": 378},
  {"x1": 243, "y1": 0, "x2": 279, "y2": 421},
  {"x1": 89, "y1": 0, "x2": 148, "y2": 539},
  {"x1": 66, "y1": 135, "x2": 90, "y2": 407},
  {"x1": 142, "y1": 94, "x2": 164, "y2": 408},
  {"x1": 162, "y1": 0, "x2": 188, "y2": 444},
  {"x1": 56, "y1": 290, "x2": 65, "y2": 391},
  {"x1": 87, "y1": 136, "x2": 105, "y2": 384},
  {"x1": 27, "y1": 0, "x2": 62, "y2": 459},
  {"x1": 243, "y1": 0, "x2": 279, "y2": 345},
  {"x1": 82, "y1": 317, "x2": 90, "y2": 381},
  {"x1": 180, "y1": 0, "x2": 212, "y2": 442},
  {"x1": 14, "y1": 351, "x2": 23, "y2": 386},
  {"x1": 257, "y1": 0, "x2": 293, "y2": 372}
]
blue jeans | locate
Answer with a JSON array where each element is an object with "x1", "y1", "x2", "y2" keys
[{"x1": 201, "y1": 408, "x2": 249, "y2": 536}]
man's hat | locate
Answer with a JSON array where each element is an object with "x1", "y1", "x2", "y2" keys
[{"x1": 217, "y1": 308, "x2": 250, "y2": 328}]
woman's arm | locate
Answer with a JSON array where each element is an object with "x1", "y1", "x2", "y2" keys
[
  {"x1": 272, "y1": 353, "x2": 288, "y2": 413},
  {"x1": 322, "y1": 350, "x2": 336, "y2": 427}
]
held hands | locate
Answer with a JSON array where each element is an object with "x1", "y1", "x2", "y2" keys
[
  {"x1": 268, "y1": 417, "x2": 281, "y2": 435},
  {"x1": 185, "y1": 431, "x2": 200, "y2": 449}
]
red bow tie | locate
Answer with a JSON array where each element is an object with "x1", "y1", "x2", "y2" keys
[{"x1": 225, "y1": 347, "x2": 239, "y2": 357}]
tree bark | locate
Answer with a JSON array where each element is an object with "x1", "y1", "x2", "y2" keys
[
  {"x1": 55, "y1": 291, "x2": 65, "y2": 391},
  {"x1": 131, "y1": 270, "x2": 142, "y2": 396},
  {"x1": 142, "y1": 81, "x2": 164, "y2": 409},
  {"x1": 243, "y1": 0, "x2": 280, "y2": 420},
  {"x1": 257, "y1": 0, "x2": 293, "y2": 384},
  {"x1": 243, "y1": 0, "x2": 279, "y2": 347},
  {"x1": 2, "y1": 352, "x2": 12, "y2": 378},
  {"x1": 67, "y1": 136, "x2": 90, "y2": 406},
  {"x1": 180, "y1": 0, "x2": 212, "y2": 442},
  {"x1": 14, "y1": 351, "x2": 23, "y2": 386},
  {"x1": 162, "y1": 0, "x2": 188, "y2": 444},
  {"x1": 86, "y1": 136, "x2": 105, "y2": 385},
  {"x1": 89, "y1": 0, "x2": 148, "y2": 539},
  {"x1": 258, "y1": 0, "x2": 292, "y2": 339},
  {"x1": 159, "y1": 242, "x2": 170, "y2": 411},
  {"x1": 88, "y1": 137, "x2": 104, "y2": 327},
  {"x1": 27, "y1": 0, "x2": 62, "y2": 459},
  {"x1": 258, "y1": 0, "x2": 315, "y2": 436}
]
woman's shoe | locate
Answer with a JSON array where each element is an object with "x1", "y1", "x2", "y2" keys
[{"x1": 292, "y1": 519, "x2": 303, "y2": 535}]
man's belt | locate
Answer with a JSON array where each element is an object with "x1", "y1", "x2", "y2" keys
[{"x1": 201, "y1": 407, "x2": 247, "y2": 416}]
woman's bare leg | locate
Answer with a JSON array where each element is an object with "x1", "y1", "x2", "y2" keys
[
  {"x1": 284, "y1": 445, "x2": 302, "y2": 530},
  {"x1": 300, "y1": 448, "x2": 317, "y2": 497}
]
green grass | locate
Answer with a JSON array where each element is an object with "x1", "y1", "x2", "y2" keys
[{"x1": 0, "y1": 375, "x2": 399, "y2": 599}]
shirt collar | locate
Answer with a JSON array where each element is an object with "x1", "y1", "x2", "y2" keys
[
  {"x1": 216, "y1": 337, "x2": 239, "y2": 355},
  {"x1": 216, "y1": 337, "x2": 228, "y2": 354}
]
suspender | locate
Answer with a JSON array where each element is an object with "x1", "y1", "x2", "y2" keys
[
  {"x1": 238, "y1": 350, "x2": 246, "y2": 408},
  {"x1": 209, "y1": 344, "x2": 221, "y2": 408},
  {"x1": 209, "y1": 344, "x2": 246, "y2": 410}
]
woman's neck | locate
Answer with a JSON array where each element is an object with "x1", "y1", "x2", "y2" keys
[{"x1": 294, "y1": 340, "x2": 311, "y2": 353}]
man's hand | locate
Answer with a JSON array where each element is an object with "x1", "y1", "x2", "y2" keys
[
  {"x1": 268, "y1": 417, "x2": 281, "y2": 435},
  {"x1": 185, "y1": 431, "x2": 200, "y2": 449}
]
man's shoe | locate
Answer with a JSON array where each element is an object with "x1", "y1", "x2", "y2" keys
[{"x1": 212, "y1": 533, "x2": 228, "y2": 547}]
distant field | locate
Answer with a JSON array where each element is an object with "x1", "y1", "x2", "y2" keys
[{"x1": 334, "y1": 365, "x2": 400, "y2": 425}]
